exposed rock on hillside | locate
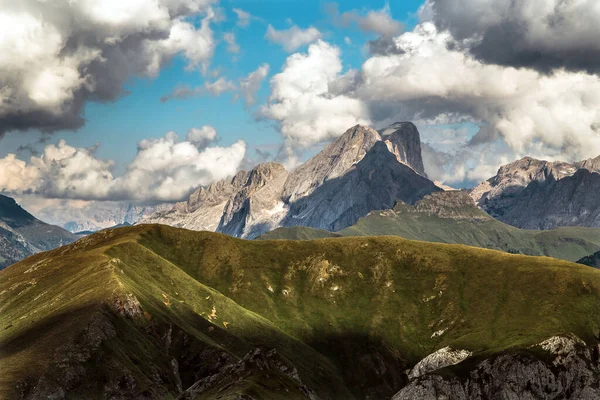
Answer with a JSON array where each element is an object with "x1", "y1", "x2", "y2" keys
[{"x1": 393, "y1": 335, "x2": 600, "y2": 400}]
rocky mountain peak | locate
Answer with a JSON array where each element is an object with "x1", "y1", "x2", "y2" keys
[
  {"x1": 245, "y1": 162, "x2": 287, "y2": 189},
  {"x1": 379, "y1": 122, "x2": 427, "y2": 177},
  {"x1": 575, "y1": 154, "x2": 600, "y2": 172},
  {"x1": 471, "y1": 155, "x2": 600, "y2": 229},
  {"x1": 282, "y1": 124, "x2": 381, "y2": 203}
]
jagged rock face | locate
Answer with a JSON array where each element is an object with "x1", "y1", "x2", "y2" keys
[
  {"x1": 282, "y1": 125, "x2": 381, "y2": 203},
  {"x1": 218, "y1": 163, "x2": 289, "y2": 238},
  {"x1": 393, "y1": 335, "x2": 600, "y2": 400},
  {"x1": 408, "y1": 347, "x2": 472, "y2": 379},
  {"x1": 282, "y1": 142, "x2": 440, "y2": 232},
  {"x1": 498, "y1": 169, "x2": 600, "y2": 229},
  {"x1": 0, "y1": 195, "x2": 77, "y2": 269},
  {"x1": 140, "y1": 171, "x2": 250, "y2": 232},
  {"x1": 142, "y1": 122, "x2": 437, "y2": 238},
  {"x1": 471, "y1": 156, "x2": 600, "y2": 229},
  {"x1": 380, "y1": 122, "x2": 427, "y2": 177}
]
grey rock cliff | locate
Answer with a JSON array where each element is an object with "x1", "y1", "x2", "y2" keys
[
  {"x1": 379, "y1": 122, "x2": 427, "y2": 177},
  {"x1": 281, "y1": 142, "x2": 440, "y2": 232},
  {"x1": 142, "y1": 122, "x2": 438, "y2": 238},
  {"x1": 218, "y1": 162, "x2": 289, "y2": 238},
  {"x1": 393, "y1": 335, "x2": 600, "y2": 400},
  {"x1": 282, "y1": 124, "x2": 381, "y2": 203},
  {"x1": 471, "y1": 156, "x2": 600, "y2": 229}
]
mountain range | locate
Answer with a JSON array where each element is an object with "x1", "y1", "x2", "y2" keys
[
  {"x1": 1, "y1": 225, "x2": 599, "y2": 399},
  {"x1": 141, "y1": 123, "x2": 441, "y2": 238},
  {"x1": 260, "y1": 190, "x2": 600, "y2": 262},
  {"x1": 143, "y1": 122, "x2": 600, "y2": 244},
  {"x1": 0, "y1": 195, "x2": 77, "y2": 270},
  {"x1": 471, "y1": 156, "x2": 600, "y2": 229}
]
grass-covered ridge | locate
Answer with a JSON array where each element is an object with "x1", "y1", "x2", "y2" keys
[
  {"x1": 260, "y1": 192, "x2": 600, "y2": 262},
  {"x1": 2, "y1": 224, "x2": 600, "y2": 399}
]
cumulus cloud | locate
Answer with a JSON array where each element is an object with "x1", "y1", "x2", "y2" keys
[
  {"x1": 0, "y1": 0, "x2": 217, "y2": 137},
  {"x1": 239, "y1": 64, "x2": 270, "y2": 107},
  {"x1": 346, "y1": 23, "x2": 600, "y2": 161},
  {"x1": 327, "y1": 2, "x2": 403, "y2": 37},
  {"x1": 265, "y1": 24, "x2": 323, "y2": 52},
  {"x1": 0, "y1": 130, "x2": 246, "y2": 202},
  {"x1": 261, "y1": 40, "x2": 371, "y2": 155},
  {"x1": 186, "y1": 125, "x2": 218, "y2": 148},
  {"x1": 426, "y1": 0, "x2": 600, "y2": 74}
]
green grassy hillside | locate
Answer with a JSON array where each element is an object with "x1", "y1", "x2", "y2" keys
[
  {"x1": 260, "y1": 192, "x2": 600, "y2": 262},
  {"x1": 2, "y1": 225, "x2": 600, "y2": 399}
]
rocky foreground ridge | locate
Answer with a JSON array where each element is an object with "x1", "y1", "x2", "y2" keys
[{"x1": 142, "y1": 122, "x2": 438, "y2": 238}]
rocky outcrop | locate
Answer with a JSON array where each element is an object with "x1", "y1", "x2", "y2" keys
[
  {"x1": 393, "y1": 335, "x2": 600, "y2": 400},
  {"x1": 142, "y1": 122, "x2": 438, "y2": 238},
  {"x1": 408, "y1": 347, "x2": 472, "y2": 379},
  {"x1": 282, "y1": 142, "x2": 440, "y2": 231},
  {"x1": 380, "y1": 122, "x2": 427, "y2": 177},
  {"x1": 179, "y1": 347, "x2": 319, "y2": 400},
  {"x1": 471, "y1": 156, "x2": 600, "y2": 229},
  {"x1": 218, "y1": 163, "x2": 289, "y2": 238},
  {"x1": 0, "y1": 195, "x2": 77, "y2": 269}
]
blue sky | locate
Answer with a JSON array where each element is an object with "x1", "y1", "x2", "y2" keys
[{"x1": 0, "y1": 0, "x2": 425, "y2": 171}]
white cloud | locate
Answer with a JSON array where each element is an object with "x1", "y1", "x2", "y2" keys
[
  {"x1": 261, "y1": 40, "x2": 371, "y2": 155},
  {"x1": 233, "y1": 8, "x2": 251, "y2": 27},
  {"x1": 223, "y1": 32, "x2": 240, "y2": 54},
  {"x1": 0, "y1": 130, "x2": 246, "y2": 202},
  {"x1": 351, "y1": 23, "x2": 600, "y2": 160},
  {"x1": 0, "y1": 0, "x2": 217, "y2": 136},
  {"x1": 240, "y1": 64, "x2": 270, "y2": 107},
  {"x1": 186, "y1": 126, "x2": 218, "y2": 148},
  {"x1": 205, "y1": 77, "x2": 237, "y2": 95},
  {"x1": 328, "y1": 2, "x2": 403, "y2": 37},
  {"x1": 265, "y1": 24, "x2": 323, "y2": 52}
]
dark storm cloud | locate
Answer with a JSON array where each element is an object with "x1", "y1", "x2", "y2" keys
[{"x1": 428, "y1": 0, "x2": 600, "y2": 73}]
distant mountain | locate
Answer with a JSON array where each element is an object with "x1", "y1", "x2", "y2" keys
[
  {"x1": 1, "y1": 225, "x2": 599, "y2": 399},
  {"x1": 471, "y1": 156, "x2": 600, "y2": 229},
  {"x1": 577, "y1": 251, "x2": 600, "y2": 269},
  {"x1": 0, "y1": 195, "x2": 78, "y2": 269},
  {"x1": 143, "y1": 123, "x2": 439, "y2": 238},
  {"x1": 259, "y1": 191, "x2": 600, "y2": 262}
]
